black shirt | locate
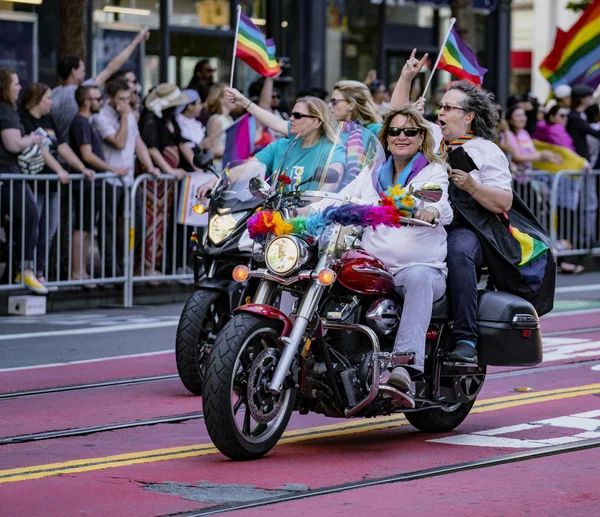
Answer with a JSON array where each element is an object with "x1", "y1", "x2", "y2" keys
[
  {"x1": 567, "y1": 111, "x2": 600, "y2": 161},
  {"x1": 140, "y1": 112, "x2": 186, "y2": 152},
  {"x1": 69, "y1": 114, "x2": 106, "y2": 172},
  {"x1": 0, "y1": 101, "x2": 22, "y2": 169}
]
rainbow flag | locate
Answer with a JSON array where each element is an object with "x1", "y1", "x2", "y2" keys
[
  {"x1": 540, "y1": 0, "x2": 600, "y2": 88},
  {"x1": 236, "y1": 13, "x2": 281, "y2": 77},
  {"x1": 582, "y1": 59, "x2": 600, "y2": 89},
  {"x1": 437, "y1": 27, "x2": 488, "y2": 85},
  {"x1": 222, "y1": 114, "x2": 256, "y2": 168}
]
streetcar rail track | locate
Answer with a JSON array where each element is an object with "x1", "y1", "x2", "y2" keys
[
  {"x1": 170, "y1": 437, "x2": 600, "y2": 516},
  {"x1": 0, "y1": 412, "x2": 204, "y2": 445},
  {"x1": 2, "y1": 325, "x2": 600, "y2": 401}
]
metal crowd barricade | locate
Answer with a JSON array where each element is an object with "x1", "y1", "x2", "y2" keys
[
  {"x1": 0, "y1": 172, "x2": 128, "y2": 294},
  {"x1": 125, "y1": 174, "x2": 196, "y2": 307},
  {"x1": 548, "y1": 169, "x2": 600, "y2": 257},
  {"x1": 512, "y1": 170, "x2": 554, "y2": 235}
]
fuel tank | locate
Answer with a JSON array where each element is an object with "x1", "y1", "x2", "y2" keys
[{"x1": 336, "y1": 249, "x2": 395, "y2": 296}]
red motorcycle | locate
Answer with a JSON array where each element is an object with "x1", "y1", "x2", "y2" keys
[{"x1": 202, "y1": 135, "x2": 543, "y2": 461}]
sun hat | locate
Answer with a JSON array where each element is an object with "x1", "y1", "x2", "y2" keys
[
  {"x1": 145, "y1": 83, "x2": 190, "y2": 117},
  {"x1": 176, "y1": 89, "x2": 201, "y2": 115},
  {"x1": 553, "y1": 84, "x2": 572, "y2": 99}
]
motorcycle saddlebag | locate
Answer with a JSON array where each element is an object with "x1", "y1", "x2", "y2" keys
[{"x1": 476, "y1": 291, "x2": 542, "y2": 367}]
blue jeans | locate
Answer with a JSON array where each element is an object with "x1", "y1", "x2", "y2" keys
[
  {"x1": 446, "y1": 226, "x2": 485, "y2": 344},
  {"x1": 36, "y1": 192, "x2": 59, "y2": 276}
]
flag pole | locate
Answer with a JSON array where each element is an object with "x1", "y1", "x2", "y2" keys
[
  {"x1": 421, "y1": 17, "x2": 457, "y2": 98},
  {"x1": 229, "y1": 5, "x2": 242, "y2": 88}
]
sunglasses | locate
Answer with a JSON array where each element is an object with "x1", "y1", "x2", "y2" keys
[
  {"x1": 387, "y1": 126, "x2": 421, "y2": 138},
  {"x1": 88, "y1": 96, "x2": 102, "y2": 102},
  {"x1": 291, "y1": 111, "x2": 316, "y2": 120},
  {"x1": 328, "y1": 98, "x2": 347, "y2": 106}
]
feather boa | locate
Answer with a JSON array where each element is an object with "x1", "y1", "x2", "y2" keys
[{"x1": 247, "y1": 186, "x2": 417, "y2": 239}]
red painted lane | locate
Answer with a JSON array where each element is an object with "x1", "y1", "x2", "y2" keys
[
  {"x1": 541, "y1": 309, "x2": 600, "y2": 333},
  {"x1": 3, "y1": 391, "x2": 599, "y2": 517},
  {"x1": 0, "y1": 352, "x2": 176, "y2": 394},
  {"x1": 1, "y1": 473, "x2": 202, "y2": 517},
  {"x1": 239, "y1": 447, "x2": 600, "y2": 517},
  {"x1": 2, "y1": 359, "x2": 599, "y2": 470},
  {"x1": 0, "y1": 379, "x2": 200, "y2": 439}
]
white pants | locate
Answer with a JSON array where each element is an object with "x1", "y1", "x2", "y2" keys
[{"x1": 393, "y1": 265, "x2": 446, "y2": 372}]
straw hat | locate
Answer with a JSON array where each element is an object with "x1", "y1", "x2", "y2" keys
[{"x1": 145, "y1": 83, "x2": 189, "y2": 117}]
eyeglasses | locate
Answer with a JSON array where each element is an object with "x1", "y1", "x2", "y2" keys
[
  {"x1": 328, "y1": 98, "x2": 347, "y2": 106},
  {"x1": 88, "y1": 97, "x2": 102, "y2": 102},
  {"x1": 437, "y1": 103, "x2": 467, "y2": 113},
  {"x1": 291, "y1": 111, "x2": 316, "y2": 120},
  {"x1": 387, "y1": 126, "x2": 421, "y2": 138},
  {"x1": 557, "y1": 113, "x2": 568, "y2": 119},
  {"x1": 272, "y1": 93, "x2": 280, "y2": 99}
]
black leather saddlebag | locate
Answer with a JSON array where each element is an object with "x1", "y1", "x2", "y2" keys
[{"x1": 476, "y1": 291, "x2": 543, "y2": 366}]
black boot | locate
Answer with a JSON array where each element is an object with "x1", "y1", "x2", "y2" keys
[{"x1": 448, "y1": 341, "x2": 477, "y2": 363}]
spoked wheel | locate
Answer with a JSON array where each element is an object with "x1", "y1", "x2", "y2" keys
[
  {"x1": 405, "y1": 369, "x2": 486, "y2": 433},
  {"x1": 203, "y1": 313, "x2": 296, "y2": 460},
  {"x1": 175, "y1": 290, "x2": 228, "y2": 395}
]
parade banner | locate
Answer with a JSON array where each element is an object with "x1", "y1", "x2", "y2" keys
[
  {"x1": 177, "y1": 173, "x2": 215, "y2": 227},
  {"x1": 0, "y1": 13, "x2": 37, "y2": 91}
]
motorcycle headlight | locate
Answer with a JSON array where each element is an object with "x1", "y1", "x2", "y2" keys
[
  {"x1": 265, "y1": 236, "x2": 302, "y2": 275},
  {"x1": 208, "y1": 213, "x2": 244, "y2": 245}
]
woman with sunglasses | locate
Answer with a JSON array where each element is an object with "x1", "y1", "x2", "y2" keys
[
  {"x1": 391, "y1": 51, "x2": 515, "y2": 365},
  {"x1": 309, "y1": 106, "x2": 452, "y2": 403},
  {"x1": 217, "y1": 89, "x2": 345, "y2": 193}
]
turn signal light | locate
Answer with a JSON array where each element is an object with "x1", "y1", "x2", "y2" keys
[
  {"x1": 192, "y1": 204, "x2": 206, "y2": 215},
  {"x1": 317, "y1": 268, "x2": 336, "y2": 286},
  {"x1": 232, "y1": 265, "x2": 249, "y2": 282}
]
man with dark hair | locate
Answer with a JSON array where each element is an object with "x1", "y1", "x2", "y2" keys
[
  {"x1": 52, "y1": 27, "x2": 149, "y2": 144},
  {"x1": 567, "y1": 84, "x2": 600, "y2": 162},
  {"x1": 69, "y1": 86, "x2": 128, "y2": 284},
  {"x1": 92, "y1": 79, "x2": 159, "y2": 275},
  {"x1": 108, "y1": 68, "x2": 142, "y2": 115},
  {"x1": 187, "y1": 59, "x2": 215, "y2": 91}
]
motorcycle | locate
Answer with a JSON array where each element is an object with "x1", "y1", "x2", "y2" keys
[
  {"x1": 202, "y1": 131, "x2": 543, "y2": 460},
  {"x1": 175, "y1": 158, "x2": 268, "y2": 394},
  {"x1": 175, "y1": 133, "x2": 353, "y2": 394}
]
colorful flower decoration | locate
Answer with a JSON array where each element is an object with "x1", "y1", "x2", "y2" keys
[
  {"x1": 279, "y1": 174, "x2": 292, "y2": 185},
  {"x1": 247, "y1": 187, "x2": 417, "y2": 239}
]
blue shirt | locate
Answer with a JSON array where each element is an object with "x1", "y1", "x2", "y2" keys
[{"x1": 255, "y1": 136, "x2": 346, "y2": 190}]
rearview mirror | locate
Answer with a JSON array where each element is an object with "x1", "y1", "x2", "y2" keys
[
  {"x1": 249, "y1": 177, "x2": 270, "y2": 199},
  {"x1": 409, "y1": 183, "x2": 443, "y2": 203}
]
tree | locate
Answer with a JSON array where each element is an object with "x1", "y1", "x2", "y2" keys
[
  {"x1": 59, "y1": 0, "x2": 87, "y2": 62},
  {"x1": 449, "y1": 0, "x2": 475, "y2": 48},
  {"x1": 566, "y1": 0, "x2": 592, "y2": 12}
]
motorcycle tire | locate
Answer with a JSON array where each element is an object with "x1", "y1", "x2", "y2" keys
[
  {"x1": 404, "y1": 400, "x2": 475, "y2": 433},
  {"x1": 203, "y1": 313, "x2": 296, "y2": 461},
  {"x1": 175, "y1": 289, "x2": 227, "y2": 395}
]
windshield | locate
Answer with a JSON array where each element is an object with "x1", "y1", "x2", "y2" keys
[
  {"x1": 272, "y1": 122, "x2": 386, "y2": 208},
  {"x1": 209, "y1": 159, "x2": 268, "y2": 213}
]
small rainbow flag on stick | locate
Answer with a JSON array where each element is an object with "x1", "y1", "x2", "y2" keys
[
  {"x1": 437, "y1": 26, "x2": 488, "y2": 85},
  {"x1": 235, "y1": 12, "x2": 281, "y2": 77}
]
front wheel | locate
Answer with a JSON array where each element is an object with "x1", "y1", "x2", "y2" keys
[
  {"x1": 175, "y1": 290, "x2": 228, "y2": 395},
  {"x1": 203, "y1": 313, "x2": 296, "y2": 461}
]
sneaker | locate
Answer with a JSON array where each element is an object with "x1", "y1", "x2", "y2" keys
[
  {"x1": 448, "y1": 341, "x2": 478, "y2": 363},
  {"x1": 387, "y1": 366, "x2": 412, "y2": 393},
  {"x1": 16, "y1": 270, "x2": 48, "y2": 295},
  {"x1": 37, "y1": 275, "x2": 58, "y2": 292}
]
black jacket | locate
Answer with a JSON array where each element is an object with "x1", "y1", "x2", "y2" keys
[{"x1": 567, "y1": 110, "x2": 600, "y2": 161}]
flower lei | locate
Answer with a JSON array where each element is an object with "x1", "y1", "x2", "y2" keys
[{"x1": 247, "y1": 185, "x2": 416, "y2": 239}]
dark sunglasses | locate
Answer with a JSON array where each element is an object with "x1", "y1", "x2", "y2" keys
[
  {"x1": 387, "y1": 126, "x2": 421, "y2": 138},
  {"x1": 291, "y1": 111, "x2": 316, "y2": 120},
  {"x1": 88, "y1": 96, "x2": 102, "y2": 102},
  {"x1": 557, "y1": 113, "x2": 568, "y2": 118}
]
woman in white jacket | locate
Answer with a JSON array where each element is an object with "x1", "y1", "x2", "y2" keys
[{"x1": 320, "y1": 106, "x2": 452, "y2": 403}]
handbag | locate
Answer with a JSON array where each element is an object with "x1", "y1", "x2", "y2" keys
[{"x1": 18, "y1": 143, "x2": 45, "y2": 174}]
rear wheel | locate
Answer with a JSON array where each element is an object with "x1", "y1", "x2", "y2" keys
[
  {"x1": 405, "y1": 400, "x2": 475, "y2": 432},
  {"x1": 203, "y1": 313, "x2": 296, "y2": 461},
  {"x1": 175, "y1": 290, "x2": 227, "y2": 395}
]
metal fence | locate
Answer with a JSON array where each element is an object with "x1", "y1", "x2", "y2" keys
[{"x1": 2, "y1": 169, "x2": 599, "y2": 306}]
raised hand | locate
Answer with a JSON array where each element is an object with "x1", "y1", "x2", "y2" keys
[{"x1": 401, "y1": 48, "x2": 429, "y2": 82}]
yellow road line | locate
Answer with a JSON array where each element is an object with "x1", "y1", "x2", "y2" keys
[{"x1": 2, "y1": 382, "x2": 599, "y2": 484}]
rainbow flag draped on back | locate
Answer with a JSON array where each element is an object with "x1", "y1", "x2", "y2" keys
[
  {"x1": 437, "y1": 27, "x2": 488, "y2": 85},
  {"x1": 222, "y1": 114, "x2": 256, "y2": 168},
  {"x1": 540, "y1": 0, "x2": 600, "y2": 89},
  {"x1": 236, "y1": 13, "x2": 281, "y2": 77}
]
